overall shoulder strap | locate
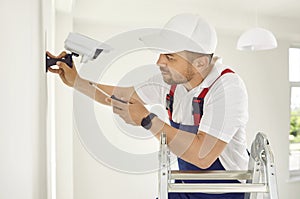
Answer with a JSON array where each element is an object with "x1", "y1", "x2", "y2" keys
[
  {"x1": 166, "y1": 85, "x2": 177, "y2": 121},
  {"x1": 193, "y1": 68, "x2": 235, "y2": 126},
  {"x1": 165, "y1": 68, "x2": 235, "y2": 125}
]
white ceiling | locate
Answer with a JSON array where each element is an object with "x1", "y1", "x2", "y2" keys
[
  {"x1": 56, "y1": 0, "x2": 300, "y2": 37},
  {"x1": 70, "y1": 0, "x2": 300, "y2": 22}
]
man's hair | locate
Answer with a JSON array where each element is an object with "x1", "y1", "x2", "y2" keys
[{"x1": 184, "y1": 51, "x2": 213, "y2": 64}]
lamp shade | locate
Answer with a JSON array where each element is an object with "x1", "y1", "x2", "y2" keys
[{"x1": 237, "y1": 27, "x2": 277, "y2": 51}]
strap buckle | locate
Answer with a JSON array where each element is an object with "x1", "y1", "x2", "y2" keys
[
  {"x1": 166, "y1": 94, "x2": 173, "y2": 111},
  {"x1": 192, "y1": 97, "x2": 204, "y2": 126}
]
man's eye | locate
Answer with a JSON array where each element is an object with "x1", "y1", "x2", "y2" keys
[{"x1": 166, "y1": 55, "x2": 174, "y2": 61}]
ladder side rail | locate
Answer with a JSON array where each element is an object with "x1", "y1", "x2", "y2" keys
[
  {"x1": 158, "y1": 132, "x2": 169, "y2": 199},
  {"x1": 262, "y1": 135, "x2": 279, "y2": 199},
  {"x1": 247, "y1": 132, "x2": 269, "y2": 199},
  {"x1": 157, "y1": 132, "x2": 278, "y2": 199}
]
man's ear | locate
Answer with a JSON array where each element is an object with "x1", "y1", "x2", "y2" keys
[{"x1": 192, "y1": 56, "x2": 209, "y2": 69}]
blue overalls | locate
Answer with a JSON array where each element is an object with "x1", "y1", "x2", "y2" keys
[{"x1": 165, "y1": 69, "x2": 245, "y2": 199}]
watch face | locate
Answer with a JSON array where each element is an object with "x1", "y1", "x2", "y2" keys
[
  {"x1": 141, "y1": 113, "x2": 157, "y2": 130},
  {"x1": 141, "y1": 117, "x2": 151, "y2": 130}
]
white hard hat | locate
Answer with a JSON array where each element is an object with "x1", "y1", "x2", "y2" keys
[{"x1": 140, "y1": 13, "x2": 217, "y2": 54}]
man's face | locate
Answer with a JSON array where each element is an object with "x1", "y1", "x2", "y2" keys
[{"x1": 156, "y1": 52, "x2": 196, "y2": 85}]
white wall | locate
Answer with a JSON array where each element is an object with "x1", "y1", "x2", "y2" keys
[
  {"x1": 68, "y1": 17, "x2": 300, "y2": 199},
  {"x1": 4, "y1": 1, "x2": 298, "y2": 199},
  {"x1": 54, "y1": 11, "x2": 74, "y2": 199},
  {"x1": 217, "y1": 33, "x2": 298, "y2": 198},
  {"x1": 70, "y1": 22, "x2": 160, "y2": 199},
  {"x1": 0, "y1": 0, "x2": 47, "y2": 199}
]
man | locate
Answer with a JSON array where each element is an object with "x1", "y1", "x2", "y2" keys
[{"x1": 48, "y1": 13, "x2": 249, "y2": 199}]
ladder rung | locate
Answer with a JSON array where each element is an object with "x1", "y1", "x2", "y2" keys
[
  {"x1": 168, "y1": 183, "x2": 268, "y2": 193},
  {"x1": 170, "y1": 170, "x2": 252, "y2": 180}
]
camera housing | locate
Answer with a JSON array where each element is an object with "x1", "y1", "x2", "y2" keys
[
  {"x1": 64, "y1": 32, "x2": 112, "y2": 63},
  {"x1": 46, "y1": 32, "x2": 112, "y2": 72}
]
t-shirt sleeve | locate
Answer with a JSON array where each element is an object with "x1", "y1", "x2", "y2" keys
[
  {"x1": 199, "y1": 74, "x2": 249, "y2": 143},
  {"x1": 134, "y1": 74, "x2": 170, "y2": 105}
]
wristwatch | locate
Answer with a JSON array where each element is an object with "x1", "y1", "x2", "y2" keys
[{"x1": 141, "y1": 113, "x2": 157, "y2": 130}]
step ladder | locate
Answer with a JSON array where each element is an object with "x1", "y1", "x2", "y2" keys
[{"x1": 158, "y1": 132, "x2": 279, "y2": 199}]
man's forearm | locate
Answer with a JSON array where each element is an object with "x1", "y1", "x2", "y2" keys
[
  {"x1": 149, "y1": 116, "x2": 225, "y2": 169},
  {"x1": 150, "y1": 117, "x2": 201, "y2": 162},
  {"x1": 73, "y1": 76, "x2": 143, "y2": 106},
  {"x1": 73, "y1": 77, "x2": 113, "y2": 106}
]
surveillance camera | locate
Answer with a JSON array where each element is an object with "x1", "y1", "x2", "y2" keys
[
  {"x1": 46, "y1": 32, "x2": 112, "y2": 72},
  {"x1": 64, "y1": 32, "x2": 112, "y2": 63}
]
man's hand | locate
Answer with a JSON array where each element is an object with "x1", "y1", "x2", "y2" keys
[
  {"x1": 46, "y1": 51, "x2": 79, "y2": 87},
  {"x1": 108, "y1": 97, "x2": 150, "y2": 126}
]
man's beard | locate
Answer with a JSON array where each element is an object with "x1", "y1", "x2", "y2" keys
[{"x1": 161, "y1": 66, "x2": 195, "y2": 85}]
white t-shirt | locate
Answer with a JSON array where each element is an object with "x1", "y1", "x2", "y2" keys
[{"x1": 134, "y1": 60, "x2": 249, "y2": 171}]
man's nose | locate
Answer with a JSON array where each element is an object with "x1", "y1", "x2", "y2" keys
[{"x1": 156, "y1": 54, "x2": 167, "y2": 67}]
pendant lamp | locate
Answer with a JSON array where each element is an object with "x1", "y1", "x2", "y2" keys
[
  {"x1": 237, "y1": 27, "x2": 277, "y2": 51},
  {"x1": 237, "y1": 4, "x2": 277, "y2": 51}
]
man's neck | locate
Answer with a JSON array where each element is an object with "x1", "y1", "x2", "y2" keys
[
  {"x1": 183, "y1": 66, "x2": 213, "y2": 91},
  {"x1": 183, "y1": 75, "x2": 203, "y2": 91}
]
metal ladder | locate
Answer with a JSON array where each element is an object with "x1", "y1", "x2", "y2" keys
[{"x1": 158, "y1": 132, "x2": 279, "y2": 199}]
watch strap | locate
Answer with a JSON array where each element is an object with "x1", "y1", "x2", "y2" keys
[{"x1": 141, "y1": 113, "x2": 157, "y2": 130}]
